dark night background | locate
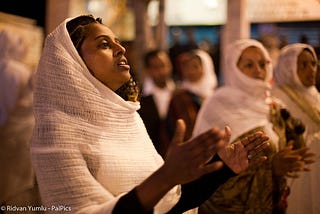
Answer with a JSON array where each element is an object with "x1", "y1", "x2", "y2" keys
[{"x1": 0, "y1": 1, "x2": 46, "y2": 27}]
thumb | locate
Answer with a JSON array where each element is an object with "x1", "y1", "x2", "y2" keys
[
  {"x1": 223, "y1": 126, "x2": 231, "y2": 145},
  {"x1": 286, "y1": 140, "x2": 294, "y2": 150},
  {"x1": 172, "y1": 119, "x2": 186, "y2": 146}
]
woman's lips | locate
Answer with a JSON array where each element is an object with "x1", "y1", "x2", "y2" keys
[{"x1": 117, "y1": 59, "x2": 130, "y2": 70}]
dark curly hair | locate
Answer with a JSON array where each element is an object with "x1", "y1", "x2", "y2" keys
[{"x1": 66, "y1": 14, "x2": 140, "y2": 102}]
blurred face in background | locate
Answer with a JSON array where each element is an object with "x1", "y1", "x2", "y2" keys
[
  {"x1": 181, "y1": 54, "x2": 204, "y2": 82},
  {"x1": 146, "y1": 52, "x2": 172, "y2": 88},
  {"x1": 237, "y1": 46, "x2": 269, "y2": 81},
  {"x1": 297, "y1": 49, "x2": 317, "y2": 87}
]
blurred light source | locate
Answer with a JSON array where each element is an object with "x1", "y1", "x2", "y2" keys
[
  {"x1": 148, "y1": 0, "x2": 160, "y2": 26},
  {"x1": 205, "y1": 0, "x2": 219, "y2": 8},
  {"x1": 85, "y1": 0, "x2": 108, "y2": 18}
]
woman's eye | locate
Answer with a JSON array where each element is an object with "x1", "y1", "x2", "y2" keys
[
  {"x1": 302, "y1": 62, "x2": 308, "y2": 69},
  {"x1": 245, "y1": 63, "x2": 253, "y2": 68},
  {"x1": 259, "y1": 62, "x2": 266, "y2": 69},
  {"x1": 311, "y1": 61, "x2": 317, "y2": 68},
  {"x1": 100, "y1": 41, "x2": 111, "y2": 49}
]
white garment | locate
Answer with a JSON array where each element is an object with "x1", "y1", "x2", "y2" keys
[
  {"x1": 193, "y1": 39, "x2": 279, "y2": 147},
  {"x1": 0, "y1": 29, "x2": 35, "y2": 204},
  {"x1": 31, "y1": 18, "x2": 181, "y2": 214},
  {"x1": 180, "y1": 49, "x2": 218, "y2": 99},
  {"x1": 142, "y1": 77, "x2": 175, "y2": 119},
  {"x1": 0, "y1": 29, "x2": 32, "y2": 125},
  {"x1": 272, "y1": 43, "x2": 320, "y2": 214}
]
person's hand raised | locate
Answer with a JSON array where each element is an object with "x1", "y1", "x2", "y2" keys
[
  {"x1": 163, "y1": 119, "x2": 227, "y2": 185},
  {"x1": 272, "y1": 141, "x2": 315, "y2": 178},
  {"x1": 218, "y1": 127, "x2": 270, "y2": 173}
]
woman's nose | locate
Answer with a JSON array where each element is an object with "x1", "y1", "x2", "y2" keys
[
  {"x1": 254, "y1": 63, "x2": 263, "y2": 73},
  {"x1": 114, "y1": 43, "x2": 126, "y2": 56}
]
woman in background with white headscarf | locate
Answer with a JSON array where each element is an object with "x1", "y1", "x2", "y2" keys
[
  {"x1": 272, "y1": 43, "x2": 320, "y2": 214},
  {"x1": 193, "y1": 39, "x2": 314, "y2": 214},
  {"x1": 0, "y1": 29, "x2": 40, "y2": 209},
  {"x1": 166, "y1": 49, "x2": 218, "y2": 142}
]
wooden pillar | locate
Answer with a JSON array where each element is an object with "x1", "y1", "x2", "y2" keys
[
  {"x1": 155, "y1": 0, "x2": 168, "y2": 51},
  {"x1": 132, "y1": 0, "x2": 151, "y2": 82},
  {"x1": 220, "y1": 0, "x2": 250, "y2": 84},
  {"x1": 45, "y1": 0, "x2": 71, "y2": 35}
]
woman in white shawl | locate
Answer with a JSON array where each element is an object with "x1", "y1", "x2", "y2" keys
[
  {"x1": 0, "y1": 29, "x2": 40, "y2": 208},
  {"x1": 193, "y1": 39, "x2": 313, "y2": 214},
  {"x1": 167, "y1": 49, "x2": 218, "y2": 141},
  {"x1": 30, "y1": 15, "x2": 270, "y2": 214},
  {"x1": 272, "y1": 43, "x2": 320, "y2": 214}
]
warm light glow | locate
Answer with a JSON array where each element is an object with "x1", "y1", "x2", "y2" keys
[
  {"x1": 86, "y1": 0, "x2": 107, "y2": 15},
  {"x1": 148, "y1": 0, "x2": 160, "y2": 26},
  {"x1": 165, "y1": 0, "x2": 320, "y2": 25},
  {"x1": 205, "y1": 0, "x2": 219, "y2": 8},
  {"x1": 165, "y1": 0, "x2": 227, "y2": 25}
]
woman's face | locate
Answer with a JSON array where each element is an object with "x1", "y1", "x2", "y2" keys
[
  {"x1": 181, "y1": 55, "x2": 204, "y2": 82},
  {"x1": 297, "y1": 50, "x2": 317, "y2": 87},
  {"x1": 80, "y1": 23, "x2": 131, "y2": 91},
  {"x1": 237, "y1": 46, "x2": 269, "y2": 80}
]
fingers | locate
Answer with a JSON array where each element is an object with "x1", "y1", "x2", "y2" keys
[
  {"x1": 247, "y1": 141, "x2": 270, "y2": 159},
  {"x1": 301, "y1": 152, "x2": 316, "y2": 165},
  {"x1": 290, "y1": 161, "x2": 305, "y2": 171},
  {"x1": 284, "y1": 141, "x2": 294, "y2": 151},
  {"x1": 248, "y1": 156, "x2": 268, "y2": 167},
  {"x1": 286, "y1": 172, "x2": 300, "y2": 178},
  {"x1": 241, "y1": 131, "x2": 269, "y2": 151},
  {"x1": 190, "y1": 143, "x2": 217, "y2": 165},
  {"x1": 185, "y1": 126, "x2": 225, "y2": 165},
  {"x1": 240, "y1": 131, "x2": 270, "y2": 161},
  {"x1": 287, "y1": 140, "x2": 295, "y2": 148},
  {"x1": 187, "y1": 126, "x2": 224, "y2": 150},
  {"x1": 303, "y1": 158, "x2": 316, "y2": 165},
  {"x1": 292, "y1": 146, "x2": 309, "y2": 155},
  {"x1": 223, "y1": 126, "x2": 231, "y2": 144},
  {"x1": 200, "y1": 161, "x2": 224, "y2": 174},
  {"x1": 282, "y1": 147, "x2": 315, "y2": 164},
  {"x1": 171, "y1": 119, "x2": 186, "y2": 146}
]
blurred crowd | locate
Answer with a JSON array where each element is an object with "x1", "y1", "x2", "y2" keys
[{"x1": 1, "y1": 18, "x2": 320, "y2": 214}]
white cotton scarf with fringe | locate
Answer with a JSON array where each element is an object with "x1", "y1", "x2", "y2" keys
[{"x1": 31, "y1": 18, "x2": 180, "y2": 214}]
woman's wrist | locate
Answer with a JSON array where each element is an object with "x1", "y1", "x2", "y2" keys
[{"x1": 135, "y1": 164, "x2": 178, "y2": 212}]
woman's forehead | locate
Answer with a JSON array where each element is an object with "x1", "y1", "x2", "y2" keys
[
  {"x1": 241, "y1": 47, "x2": 264, "y2": 58},
  {"x1": 87, "y1": 23, "x2": 115, "y2": 39},
  {"x1": 299, "y1": 49, "x2": 315, "y2": 59}
]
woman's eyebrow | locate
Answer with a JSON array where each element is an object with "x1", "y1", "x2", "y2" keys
[
  {"x1": 94, "y1": 35, "x2": 111, "y2": 40},
  {"x1": 94, "y1": 35, "x2": 121, "y2": 44}
]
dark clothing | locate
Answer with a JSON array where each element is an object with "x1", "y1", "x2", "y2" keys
[
  {"x1": 167, "y1": 89, "x2": 202, "y2": 141},
  {"x1": 113, "y1": 188, "x2": 153, "y2": 214},
  {"x1": 113, "y1": 155, "x2": 236, "y2": 214},
  {"x1": 138, "y1": 95, "x2": 171, "y2": 158}
]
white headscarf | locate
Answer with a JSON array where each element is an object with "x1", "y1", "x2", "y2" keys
[
  {"x1": 224, "y1": 39, "x2": 273, "y2": 97},
  {"x1": 273, "y1": 43, "x2": 320, "y2": 109},
  {"x1": 181, "y1": 49, "x2": 218, "y2": 99},
  {"x1": 273, "y1": 43, "x2": 320, "y2": 214},
  {"x1": 31, "y1": 18, "x2": 180, "y2": 213},
  {"x1": 193, "y1": 39, "x2": 278, "y2": 145},
  {"x1": 274, "y1": 43, "x2": 317, "y2": 87}
]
